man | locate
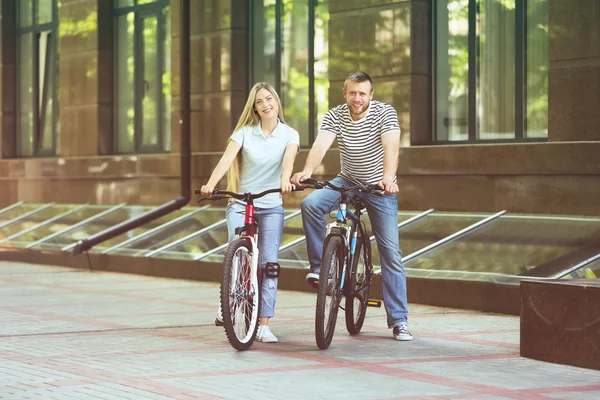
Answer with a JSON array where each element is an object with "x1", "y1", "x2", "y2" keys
[{"x1": 291, "y1": 71, "x2": 412, "y2": 341}]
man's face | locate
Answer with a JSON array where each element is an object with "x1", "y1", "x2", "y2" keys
[{"x1": 343, "y1": 81, "x2": 373, "y2": 119}]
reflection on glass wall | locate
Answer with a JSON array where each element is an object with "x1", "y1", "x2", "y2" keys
[
  {"x1": 314, "y1": 2, "x2": 329, "y2": 136},
  {"x1": 435, "y1": 0, "x2": 469, "y2": 141},
  {"x1": 17, "y1": 0, "x2": 59, "y2": 157},
  {"x1": 251, "y1": 0, "x2": 329, "y2": 147},
  {"x1": 478, "y1": 0, "x2": 515, "y2": 140},
  {"x1": 526, "y1": 0, "x2": 548, "y2": 138},
  {"x1": 281, "y1": 0, "x2": 309, "y2": 147},
  {"x1": 114, "y1": 0, "x2": 171, "y2": 153},
  {"x1": 434, "y1": 0, "x2": 548, "y2": 142}
]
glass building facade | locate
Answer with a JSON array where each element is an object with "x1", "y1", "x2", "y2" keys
[{"x1": 0, "y1": 1, "x2": 598, "y2": 294}]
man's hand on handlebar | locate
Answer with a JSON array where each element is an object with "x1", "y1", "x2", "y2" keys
[
  {"x1": 378, "y1": 178, "x2": 398, "y2": 196},
  {"x1": 291, "y1": 170, "x2": 312, "y2": 186}
]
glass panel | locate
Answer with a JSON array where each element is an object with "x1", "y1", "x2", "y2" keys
[
  {"x1": 525, "y1": 0, "x2": 548, "y2": 139},
  {"x1": 276, "y1": 211, "x2": 428, "y2": 269},
  {"x1": 277, "y1": 240, "x2": 310, "y2": 269},
  {"x1": 18, "y1": 33, "x2": 35, "y2": 157},
  {"x1": 0, "y1": 206, "x2": 108, "y2": 249},
  {"x1": 38, "y1": 0, "x2": 53, "y2": 24},
  {"x1": 477, "y1": 0, "x2": 515, "y2": 140},
  {"x1": 116, "y1": 13, "x2": 135, "y2": 153},
  {"x1": 34, "y1": 207, "x2": 153, "y2": 251},
  {"x1": 314, "y1": 0, "x2": 329, "y2": 139},
  {"x1": 372, "y1": 212, "x2": 490, "y2": 267},
  {"x1": 251, "y1": 0, "x2": 277, "y2": 90},
  {"x1": 158, "y1": 210, "x2": 298, "y2": 261},
  {"x1": 280, "y1": 213, "x2": 305, "y2": 248},
  {"x1": 0, "y1": 204, "x2": 70, "y2": 238},
  {"x1": 141, "y1": 14, "x2": 159, "y2": 147},
  {"x1": 88, "y1": 207, "x2": 199, "y2": 253},
  {"x1": 579, "y1": 257, "x2": 600, "y2": 279},
  {"x1": 435, "y1": 0, "x2": 469, "y2": 141},
  {"x1": 19, "y1": 0, "x2": 33, "y2": 27},
  {"x1": 405, "y1": 215, "x2": 600, "y2": 280},
  {"x1": 110, "y1": 208, "x2": 229, "y2": 257},
  {"x1": 115, "y1": 0, "x2": 134, "y2": 7},
  {"x1": 138, "y1": 0, "x2": 157, "y2": 4},
  {"x1": 281, "y1": 0, "x2": 310, "y2": 147},
  {"x1": 162, "y1": 6, "x2": 171, "y2": 151},
  {"x1": 0, "y1": 203, "x2": 45, "y2": 226}
]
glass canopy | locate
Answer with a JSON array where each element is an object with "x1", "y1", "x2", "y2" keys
[{"x1": 1, "y1": 201, "x2": 598, "y2": 284}]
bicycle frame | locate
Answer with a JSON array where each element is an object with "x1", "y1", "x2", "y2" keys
[{"x1": 325, "y1": 191, "x2": 367, "y2": 292}]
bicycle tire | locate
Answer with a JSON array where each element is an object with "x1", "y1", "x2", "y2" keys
[
  {"x1": 220, "y1": 238, "x2": 260, "y2": 351},
  {"x1": 315, "y1": 235, "x2": 344, "y2": 350},
  {"x1": 345, "y1": 233, "x2": 372, "y2": 335}
]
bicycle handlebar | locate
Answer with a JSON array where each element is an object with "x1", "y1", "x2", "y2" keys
[
  {"x1": 300, "y1": 178, "x2": 382, "y2": 194},
  {"x1": 194, "y1": 186, "x2": 305, "y2": 202}
]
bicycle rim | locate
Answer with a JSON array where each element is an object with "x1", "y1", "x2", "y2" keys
[
  {"x1": 315, "y1": 236, "x2": 343, "y2": 350},
  {"x1": 220, "y1": 238, "x2": 260, "y2": 351}
]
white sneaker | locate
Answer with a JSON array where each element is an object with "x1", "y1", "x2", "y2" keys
[
  {"x1": 306, "y1": 271, "x2": 320, "y2": 288},
  {"x1": 393, "y1": 324, "x2": 413, "y2": 341},
  {"x1": 256, "y1": 325, "x2": 278, "y2": 343},
  {"x1": 215, "y1": 304, "x2": 224, "y2": 326}
]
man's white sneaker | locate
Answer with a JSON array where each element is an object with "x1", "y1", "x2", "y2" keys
[
  {"x1": 393, "y1": 324, "x2": 413, "y2": 341},
  {"x1": 256, "y1": 325, "x2": 278, "y2": 343},
  {"x1": 306, "y1": 271, "x2": 320, "y2": 288}
]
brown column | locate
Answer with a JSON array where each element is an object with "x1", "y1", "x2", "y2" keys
[
  {"x1": 177, "y1": 0, "x2": 248, "y2": 154},
  {"x1": 59, "y1": 0, "x2": 112, "y2": 156},
  {"x1": 0, "y1": 0, "x2": 17, "y2": 158},
  {"x1": 548, "y1": 0, "x2": 600, "y2": 141}
]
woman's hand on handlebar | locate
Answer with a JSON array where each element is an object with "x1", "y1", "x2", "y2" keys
[
  {"x1": 280, "y1": 178, "x2": 295, "y2": 196},
  {"x1": 200, "y1": 184, "x2": 215, "y2": 196}
]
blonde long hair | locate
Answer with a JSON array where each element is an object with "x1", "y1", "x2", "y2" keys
[{"x1": 226, "y1": 82, "x2": 285, "y2": 193}]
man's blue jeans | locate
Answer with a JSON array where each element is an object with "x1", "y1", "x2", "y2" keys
[
  {"x1": 226, "y1": 202, "x2": 284, "y2": 319},
  {"x1": 300, "y1": 176, "x2": 408, "y2": 328}
]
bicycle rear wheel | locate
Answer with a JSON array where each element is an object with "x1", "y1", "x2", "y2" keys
[
  {"x1": 345, "y1": 235, "x2": 371, "y2": 335},
  {"x1": 315, "y1": 235, "x2": 344, "y2": 350},
  {"x1": 220, "y1": 238, "x2": 260, "y2": 351}
]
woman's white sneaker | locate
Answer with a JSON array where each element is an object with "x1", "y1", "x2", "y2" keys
[{"x1": 256, "y1": 325, "x2": 278, "y2": 343}]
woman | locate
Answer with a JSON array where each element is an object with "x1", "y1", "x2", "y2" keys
[{"x1": 200, "y1": 82, "x2": 299, "y2": 343}]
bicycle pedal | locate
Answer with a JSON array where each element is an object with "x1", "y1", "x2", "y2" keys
[{"x1": 366, "y1": 300, "x2": 382, "y2": 308}]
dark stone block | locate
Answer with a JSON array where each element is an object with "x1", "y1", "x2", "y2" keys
[{"x1": 521, "y1": 279, "x2": 600, "y2": 371}]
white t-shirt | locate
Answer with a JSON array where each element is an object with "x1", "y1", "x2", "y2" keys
[
  {"x1": 230, "y1": 120, "x2": 300, "y2": 208},
  {"x1": 320, "y1": 100, "x2": 401, "y2": 185}
]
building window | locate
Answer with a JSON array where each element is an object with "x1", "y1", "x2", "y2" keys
[
  {"x1": 17, "y1": 0, "x2": 60, "y2": 157},
  {"x1": 114, "y1": 0, "x2": 171, "y2": 154},
  {"x1": 434, "y1": 0, "x2": 548, "y2": 142},
  {"x1": 250, "y1": 0, "x2": 329, "y2": 147}
]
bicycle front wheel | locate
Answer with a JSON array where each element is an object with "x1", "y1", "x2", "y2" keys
[
  {"x1": 315, "y1": 235, "x2": 344, "y2": 350},
  {"x1": 345, "y1": 235, "x2": 371, "y2": 335},
  {"x1": 220, "y1": 238, "x2": 260, "y2": 351}
]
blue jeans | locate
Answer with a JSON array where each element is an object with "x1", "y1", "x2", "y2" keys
[
  {"x1": 300, "y1": 175, "x2": 408, "y2": 328},
  {"x1": 226, "y1": 202, "x2": 284, "y2": 319}
]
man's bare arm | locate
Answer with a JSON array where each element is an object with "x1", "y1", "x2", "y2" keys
[
  {"x1": 291, "y1": 132, "x2": 336, "y2": 184},
  {"x1": 379, "y1": 130, "x2": 400, "y2": 195}
]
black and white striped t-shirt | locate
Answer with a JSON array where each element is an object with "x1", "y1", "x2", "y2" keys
[{"x1": 320, "y1": 100, "x2": 401, "y2": 185}]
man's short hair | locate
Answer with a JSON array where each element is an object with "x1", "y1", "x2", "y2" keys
[{"x1": 344, "y1": 71, "x2": 374, "y2": 91}]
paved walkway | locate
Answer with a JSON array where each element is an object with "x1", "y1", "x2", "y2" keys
[{"x1": 1, "y1": 261, "x2": 599, "y2": 400}]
